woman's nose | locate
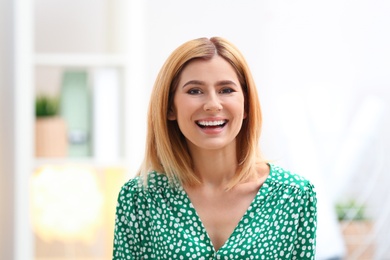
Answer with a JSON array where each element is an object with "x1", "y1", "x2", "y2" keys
[{"x1": 203, "y1": 93, "x2": 222, "y2": 112}]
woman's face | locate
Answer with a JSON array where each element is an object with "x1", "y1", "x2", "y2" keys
[{"x1": 168, "y1": 55, "x2": 246, "y2": 152}]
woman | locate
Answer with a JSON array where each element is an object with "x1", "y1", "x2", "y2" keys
[{"x1": 113, "y1": 37, "x2": 317, "y2": 259}]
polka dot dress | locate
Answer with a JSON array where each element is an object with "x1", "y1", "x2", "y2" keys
[{"x1": 113, "y1": 164, "x2": 317, "y2": 259}]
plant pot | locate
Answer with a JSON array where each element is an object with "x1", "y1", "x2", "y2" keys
[
  {"x1": 340, "y1": 220, "x2": 375, "y2": 259},
  {"x1": 35, "y1": 117, "x2": 68, "y2": 157}
]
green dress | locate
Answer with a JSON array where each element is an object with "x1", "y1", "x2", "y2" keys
[{"x1": 113, "y1": 164, "x2": 317, "y2": 259}]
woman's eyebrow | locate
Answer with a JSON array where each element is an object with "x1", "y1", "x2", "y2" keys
[
  {"x1": 182, "y1": 80, "x2": 205, "y2": 88},
  {"x1": 182, "y1": 80, "x2": 238, "y2": 88},
  {"x1": 215, "y1": 80, "x2": 238, "y2": 87}
]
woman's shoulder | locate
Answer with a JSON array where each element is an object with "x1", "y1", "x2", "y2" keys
[
  {"x1": 116, "y1": 171, "x2": 178, "y2": 217},
  {"x1": 118, "y1": 171, "x2": 171, "y2": 196},
  {"x1": 268, "y1": 163, "x2": 316, "y2": 194}
]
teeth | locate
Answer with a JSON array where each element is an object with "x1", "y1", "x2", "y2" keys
[{"x1": 197, "y1": 120, "x2": 226, "y2": 126}]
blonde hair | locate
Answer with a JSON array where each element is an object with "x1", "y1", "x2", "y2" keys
[{"x1": 139, "y1": 37, "x2": 263, "y2": 189}]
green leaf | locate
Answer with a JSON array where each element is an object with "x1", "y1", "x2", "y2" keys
[{"x1": 35, "y1": 95, "x2": 60, "y2": 117}]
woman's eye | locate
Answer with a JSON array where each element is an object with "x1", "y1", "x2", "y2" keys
[
  {"x1": 187, "y1": 89, "x2": 202, "y2": 95},
  {"x1": 220, "y1": 88, "x2": 235, "y2": 94}
]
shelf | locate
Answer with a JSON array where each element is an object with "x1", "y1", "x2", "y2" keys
[
  {"x1": 34, "y1": 157, "x2": 128, "y2": 169},
  {"x1": 35, "y1": 53, "x2": 127, "y2": 67},
  {"x1": 26, "y1": 1, "x2": 137, "y2": 260}
]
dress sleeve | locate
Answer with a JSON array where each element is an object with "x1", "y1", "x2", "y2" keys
[
  {"x1": 112, "y1": 179, "x2": 142, "y2": 260},
  {"x1": 292, "y1": 182, "x2": 318, "y2": 260}
]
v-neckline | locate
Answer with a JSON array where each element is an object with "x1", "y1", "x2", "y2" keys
[{"x1": 176, "y1": 164, "x2": 274, "y2": 252}]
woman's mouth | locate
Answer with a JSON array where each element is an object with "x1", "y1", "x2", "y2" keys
[{"x1": 196, "y1": 120, "x2": 228, "y2": 129}]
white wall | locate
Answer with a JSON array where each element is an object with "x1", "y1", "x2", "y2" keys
[
  {"x1": 0, "y1": 0, "x2": 15, "y2": 258},
  {"x1": 143, "y1": 0, "x2": 390, "y2": 157},
  {"x1": 1, "y1": 0, "x2": 34, "y2": 258},
  {"x1": 35, "y1": 0, "x2": 109, "y2": 53}
]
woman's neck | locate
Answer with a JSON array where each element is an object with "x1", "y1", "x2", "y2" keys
[{"x1": 188, "y1": 145, "x2": 238, "y2": 188}]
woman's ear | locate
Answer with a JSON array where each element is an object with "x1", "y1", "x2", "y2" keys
[{"x1": 167, "y1": 108, "x2": 176, "y2": 120}]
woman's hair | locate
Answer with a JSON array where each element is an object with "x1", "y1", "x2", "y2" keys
[{"x1": 139, "y1": 37, "x2": 263, "y2": 189}]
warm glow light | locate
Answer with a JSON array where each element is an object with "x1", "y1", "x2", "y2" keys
[{"x1": 31, "y1": 165, "x2": 104, "y2": 244}]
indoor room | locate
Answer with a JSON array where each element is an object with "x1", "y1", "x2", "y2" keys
[{"x1": 1, "y1": 0, "x2": 389, "y2": 259}]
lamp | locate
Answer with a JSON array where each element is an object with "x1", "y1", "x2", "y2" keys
[{"x1": 31, "y1": 165, "x2": 104, "y2": 244}]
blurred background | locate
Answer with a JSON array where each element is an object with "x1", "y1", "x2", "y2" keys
[{"x1": 1, "y1": 0, "x2": 389, "y2": 259}]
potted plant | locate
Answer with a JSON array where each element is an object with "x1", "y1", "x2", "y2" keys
[
  {"x1": 35, "y1": 95, "x2": 68, "y2": 157},
  {"x1": 336, "y1": 199, "x2": 374, "y2": 259}
]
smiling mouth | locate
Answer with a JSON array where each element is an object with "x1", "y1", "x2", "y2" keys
[{"x1": 196, "y1": 120, "x2": 228, "y2": 128}]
